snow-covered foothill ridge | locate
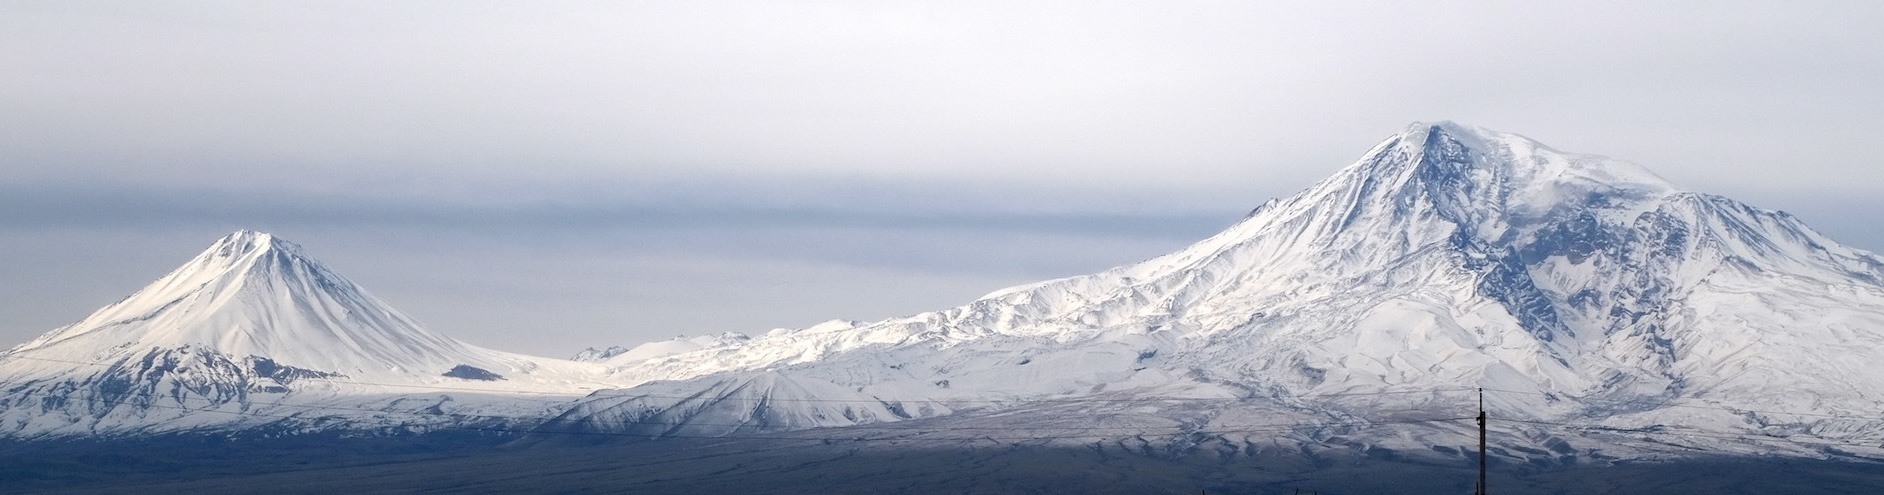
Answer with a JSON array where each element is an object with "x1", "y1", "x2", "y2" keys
[
  {"x1": 573, "y1": 346, "x2": 629, "y2": 362},
  {"x1": 536, "y1": 371, "x2": 950, "y2": 438},
  {"x1": 582, "y1": 332, "x2": 759, "y2": 366}
]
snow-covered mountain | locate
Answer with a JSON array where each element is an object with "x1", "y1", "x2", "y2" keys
[
  {"x1": 0, "y1": 230, "x2": 614, "y2": 438},
  {"x1": 7, "y1": 122, "x2": 1883, "y2": 468},
  {"x1": 574, "y1": 332, "x2": 753, "y2": 365},
  {"x1": 553, "y1": 122, "x2": 1884, "y2": 461}
]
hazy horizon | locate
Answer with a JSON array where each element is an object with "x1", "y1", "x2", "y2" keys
[{"x1": 5, "y1": 1, "x2": 1882, "y2": 357}]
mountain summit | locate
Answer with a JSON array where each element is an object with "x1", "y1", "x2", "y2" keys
[
  {"x1": 12, "y1": 230, "x2": 479, "y2": 374},
  {"x1": 563, "y1": 122, "x2": 1884, "y2": 460},
  {"x1": 0, "y1": 230, "x2": 610, "y2": 437},
  {"x1": 6, "y1": 123, "x2": 1884, "y2": 467}
]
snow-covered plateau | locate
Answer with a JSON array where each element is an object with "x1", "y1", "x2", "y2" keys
[{"x1": 7, "y1": 122, "x2": 1884, "y2": 472}]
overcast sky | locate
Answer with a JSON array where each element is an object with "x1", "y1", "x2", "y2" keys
[{"x1": 3, "y1": 1, "x2": 1881, "y2": 357}]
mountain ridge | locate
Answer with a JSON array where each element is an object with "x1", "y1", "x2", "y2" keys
[
  {"x1": 555, "y1": 122, "x2": 1884, "y2": 462},
  {"x1": 4, "y1": 122, "x2": 1883, "y2": 470}
]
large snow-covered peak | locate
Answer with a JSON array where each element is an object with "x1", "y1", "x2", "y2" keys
[
  {"x1": 593, "y1": 121, "x2": 1884, "y2": 434},
  {"x1": 1381, "y1": 121, "x2": 1674, "y2": 193},
  {"x1": 1297, "y1": 122, "x2": 1676, "y2": 239}
]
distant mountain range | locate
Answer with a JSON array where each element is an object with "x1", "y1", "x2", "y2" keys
[{"x1": 7, "y1": 122, "x2": 1883, "y2": 480}]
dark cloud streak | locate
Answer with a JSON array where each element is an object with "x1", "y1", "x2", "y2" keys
[{"x1": 0, "y1": 182, "x2": 1234, "y2": 243}]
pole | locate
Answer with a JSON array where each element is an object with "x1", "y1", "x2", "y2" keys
[{"x1": 1476, "y1": 387, "x2": 1487, "y2": 495}]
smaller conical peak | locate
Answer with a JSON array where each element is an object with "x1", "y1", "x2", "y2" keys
[
  {"x1": 11, "y1": 230, "x2": 481, "y2": 375},
  {"x1": 222, "y1": 229, "x2": 274, "y2": 244},
  {"x1": 204, "y1": 229, "x2": 303, "y2": 260},
  {"x1": 83, "y1": 230, "x2": 338, "y2": 339}
]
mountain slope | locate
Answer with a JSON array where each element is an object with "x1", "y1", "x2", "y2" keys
[
  {"x1": 0, "y1": 231, "x2": 613, "y2": 438},
  {"x1": 6, "y1": 122, "x2": 1883, "y2": 467},
  {"x1": 563, "y1": 122, "x2": 1884, "y2": 461}
]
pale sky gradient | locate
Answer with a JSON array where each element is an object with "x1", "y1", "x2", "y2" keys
[{"x1": 3, "y1": 1, "x2": 1881, "y2": 357}]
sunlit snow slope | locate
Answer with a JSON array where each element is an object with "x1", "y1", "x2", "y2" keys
[
  {"x1": 560, "y1": 122, "x2": 1884, "y2": 460},
  {"x1": 0, "y1": 231, "x2": 613, "y2": 438},
  {"x1": 8, "y1": 122, "x2": 1884, "y2": 465}
]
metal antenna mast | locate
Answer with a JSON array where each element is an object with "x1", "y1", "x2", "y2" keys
[{"x1": 1475, "y1": 387, "x2": 1487, "y2": 495}]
